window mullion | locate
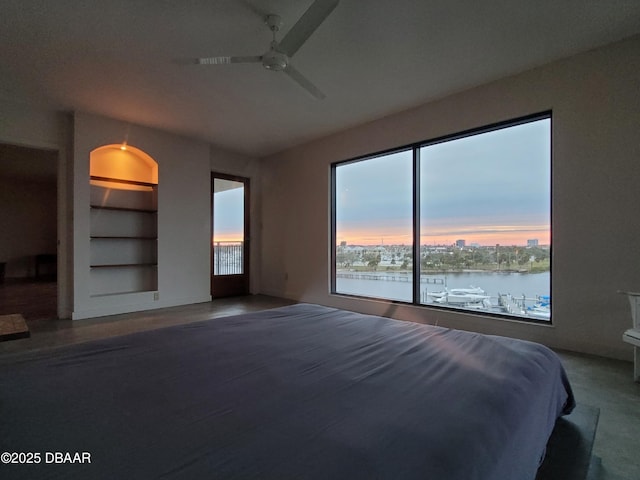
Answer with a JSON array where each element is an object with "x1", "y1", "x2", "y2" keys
[
  {"x1": 413, "y1": 147, "x2": 421, "y2": 305},
  {"x1": 330, "y1": 165, "x2": 337, "y2": 293}
]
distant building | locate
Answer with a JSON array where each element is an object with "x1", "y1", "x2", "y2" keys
[
  {"x1": 527, "y1": 239, "x2": 539, "y2": 247},
  {"x1": 455, "y1": 239, "x2": 466, "y2": 248}
]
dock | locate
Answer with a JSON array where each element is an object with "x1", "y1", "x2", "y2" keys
[
  {"x1": 336, "y1": 272, "x2": 445, "y2": 285},
  {"x1": 498, "y1": 293, "x2": 526, "y2": 315}
]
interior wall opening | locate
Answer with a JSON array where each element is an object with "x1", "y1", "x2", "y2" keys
[{"x1": 0, "y1": 142, "x2": 58, "y2": 326}]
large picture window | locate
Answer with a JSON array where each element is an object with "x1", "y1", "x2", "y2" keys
[
  {"x1": 334, "y1": 149, "x2": 413, "y2": 302},
  {"x1": 331, "y1": 113, "x2": 552, "y2": 322}
]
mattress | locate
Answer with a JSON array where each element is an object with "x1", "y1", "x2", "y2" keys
[{"x1": 0, "y1": 303, "x2": 574, "y2": 479}]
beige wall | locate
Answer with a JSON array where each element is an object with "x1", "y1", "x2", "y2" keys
[
  {"x1": 72, "y1": 113, "x2": 214, "y2": 319},
  {"x1": 259, "y1": 35, "x2": 640, "y2": 360},
  {"x1": 71, "y1": 113, "x2": 262, "y2": 319}
]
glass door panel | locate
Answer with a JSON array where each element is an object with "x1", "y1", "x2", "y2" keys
[{"x1": 212, "y1": 174, "x2": 249, "y2": 297}]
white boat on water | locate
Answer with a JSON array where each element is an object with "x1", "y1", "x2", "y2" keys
[
  {"x1": 429, "y1": 286, "x2": 491, "y2": 306},
  {"x1": 527, "y1": 295, "x2": 551, "y2": 320},
  {"x1": 429, "y1": 286, "x2": 485, "y2": 299}
]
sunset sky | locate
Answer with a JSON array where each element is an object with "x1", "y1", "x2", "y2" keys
[
  {"x1": 213, "y1": 118, "x2": 551, "y2": 247},
  {"x1": 336, "y1": 118, "x2": 551, "y2": 246},
  {"x1": 213, "y1": 186, "x2": 244, "y2": 243}
]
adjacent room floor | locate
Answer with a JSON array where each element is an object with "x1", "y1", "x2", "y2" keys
[
  {"x1": 0, "y1": 278, "x2": 56, "y2": 322},
  {"x1": 0, "y1": 293, "x2": 637, "y2": 480}
]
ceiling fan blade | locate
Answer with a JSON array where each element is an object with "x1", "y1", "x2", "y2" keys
[
  {"x1": 284, "y1": 64, "x2": 325, "y2": 100},
  {"x1": 197, "y1": 56, "x2": 262, "y2": 65},
  {"x1": 277, "y1": 0, "x2": 339, "y2": 57}
]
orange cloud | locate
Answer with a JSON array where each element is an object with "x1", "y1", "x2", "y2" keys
[{"x1": 338, "y1": 225, "x2": 550, "y2": 246}]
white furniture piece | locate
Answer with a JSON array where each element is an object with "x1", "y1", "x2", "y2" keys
[{"x1": 620, "y1": 291, "x2": 640, "y2": 382}]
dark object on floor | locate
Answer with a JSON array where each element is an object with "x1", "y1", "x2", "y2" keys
[
  {"x1": 35, "y1": 253, "x2": 57, "y2": 280},
  {"x1": 0, "y1": 313, "x2": 30, "y2": 341},
  {"x1": 536, "y1": 403, "x2": 600, "y2": 480}
]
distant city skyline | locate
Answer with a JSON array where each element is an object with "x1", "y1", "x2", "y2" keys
[
  {"x1": 337, "y1": 236, "x2": 548, "y2": 248},
  {"x1": 335, "y1": 228, "x2": 549, "y2": 247}
]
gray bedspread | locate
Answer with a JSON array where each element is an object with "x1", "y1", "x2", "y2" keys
[{"x1": 0, "y1": 303, "x2": 574, "y2": 479}]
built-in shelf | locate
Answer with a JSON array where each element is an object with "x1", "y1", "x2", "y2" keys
[
  {"x1": 91, "y1": 236, "x2": 157, "y2": 240},
  {"x1": 89, "y1": 168, "x2": 158, "y2": 296},
  {"x1": 90, "y1": 175, "x2": 156, "y2": 187},
  {"x1": 91, "y1": 205, "x2": 157, "y2": 213},
  {"x1": 90, "y1": 263, "x2": 158, "y2": 269},
  {"x1": 90, "y1": 290, "x2": 158, "y2": 298}
]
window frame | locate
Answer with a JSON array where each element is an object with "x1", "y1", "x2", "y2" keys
[{"x1": 330, "y1": 111, "x2": 552, "y2": 324}]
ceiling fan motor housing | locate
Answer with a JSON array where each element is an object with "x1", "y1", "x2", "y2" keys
[
  {"x1": 265, "y1": 14, "x2": 283, "y2": 32},
  {"x1": 263, "y1": 49, "x2": 288, "y2": 71}
]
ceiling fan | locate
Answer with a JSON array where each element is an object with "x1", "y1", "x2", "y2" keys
[{"x1": 196, "y1": 0, "x2": 339, "y2": 100}]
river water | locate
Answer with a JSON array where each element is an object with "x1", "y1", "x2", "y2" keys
[{"x1": 336, "y1": 271, "x2": 550, "y2": 313}]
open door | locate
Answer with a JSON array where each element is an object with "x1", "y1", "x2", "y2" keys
[{"x1": 211, "y1": 173, "x2": 249, "y2": 298}]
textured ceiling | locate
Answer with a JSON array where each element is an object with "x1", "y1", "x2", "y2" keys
[{"x1": 1, "y1": 0, "x2": 640, "y2": 157}]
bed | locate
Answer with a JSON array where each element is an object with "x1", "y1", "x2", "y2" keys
[{"x1": 0, "y1": 303, "x2": 574, "y2": 479}]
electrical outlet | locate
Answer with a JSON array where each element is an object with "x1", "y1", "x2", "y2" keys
[{"x1": 153, "y1": 292, "x2": 159, "y2": 301}]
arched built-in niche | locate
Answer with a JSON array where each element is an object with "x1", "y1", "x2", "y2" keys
[{"x1": 89, "y1": 145, "x2": 158, "y2": 296}]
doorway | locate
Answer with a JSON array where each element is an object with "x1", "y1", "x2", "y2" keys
[
  {"x1": 211, "y1": 173, "x2": 249, "y2": 298},
  {"x1": 0, "y1": 143, "x2": 58, "y2": 322}
]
